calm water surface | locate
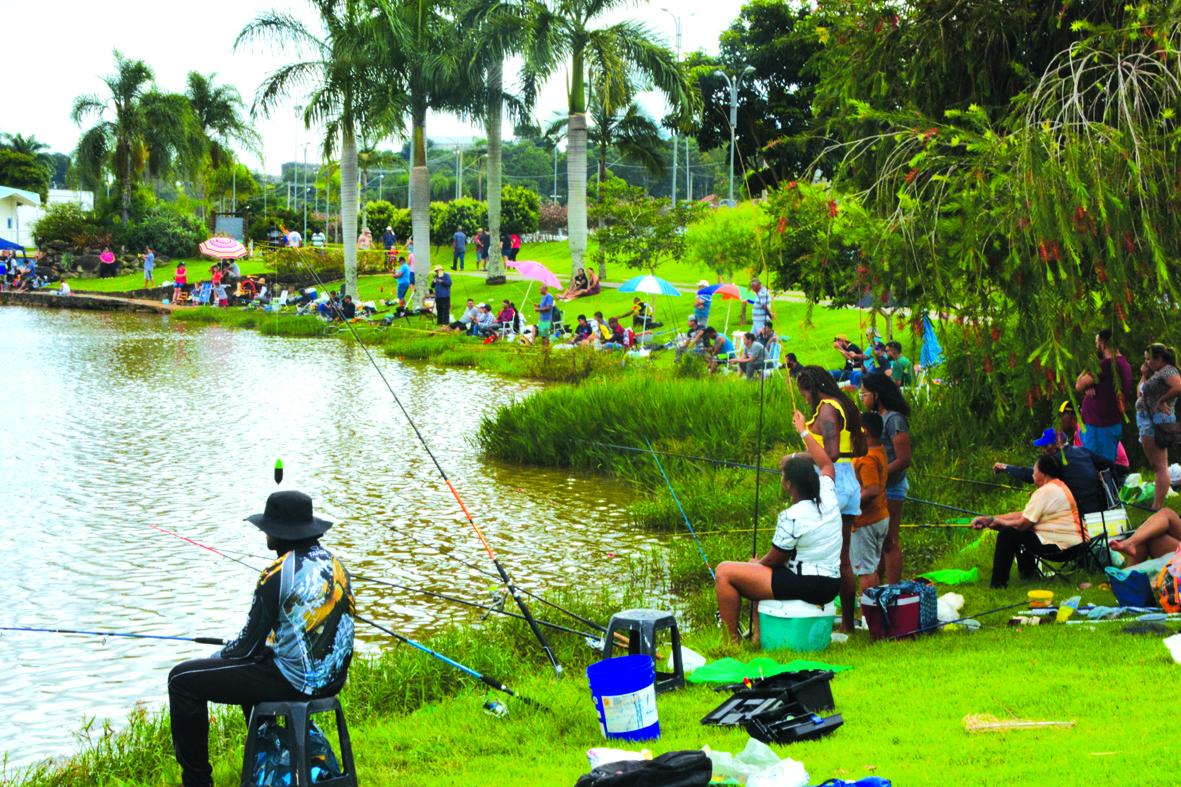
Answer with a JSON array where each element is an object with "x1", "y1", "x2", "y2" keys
[{"x1": 0, "y1": 307, "x2": 650, "y2": 769}]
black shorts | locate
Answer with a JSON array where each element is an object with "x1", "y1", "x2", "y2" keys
[{"x1": 770, "y1": 567, "x2": 840, "y2": 605}]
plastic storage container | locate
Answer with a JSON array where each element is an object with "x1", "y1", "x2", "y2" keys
[
  {"x1": 586, "y1": 655, "x2": 660, "y2": 741},
  {"x1": 758, "y1": 600, "x2": 836, "y2": 652},
  {"x1": 862, "y1": 592, "x2": 923, "y2": 640}
]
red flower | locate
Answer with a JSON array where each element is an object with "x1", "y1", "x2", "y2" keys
[
  {"x1": 827, "y1": 200, "x2": 839, "y2": 217},
  {"x1": 990, "y1": 327, "x2": 1001, "y2": 342},
  {"x1": 787, "y1": 180, "x2": 799, "y2": 190},
  {"x1": 1123, "y1": 232, "x2": 1135, "y2": 254},
  {"x1": 983, "y1": 356, "x2": 994, "y2": 374},
  {"x1": 904, "y1": 168, "x2": 919, "y2": 184},
  {"x1": 776, "y1": 216, "x2": 788, "y2": 234}
]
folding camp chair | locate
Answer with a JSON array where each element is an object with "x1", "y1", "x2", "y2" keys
[
  {"x1": 192, "y1": 282, "x2": 212, "y2": 306},
  {"x1": 550, "y1": 305, "x2": 568, "y2": 338},
  {"x1": 1037, "y1": 469, "x2": 1126, "y2": 578}
]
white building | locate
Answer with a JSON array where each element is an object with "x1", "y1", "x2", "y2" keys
[{"x1": 0, "y1": 186, "x2": 41, "y2": 248}]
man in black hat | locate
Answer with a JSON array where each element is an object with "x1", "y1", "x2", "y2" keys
[{"x1": 167, "y1": 491, "x2": 355, "y2": 787}]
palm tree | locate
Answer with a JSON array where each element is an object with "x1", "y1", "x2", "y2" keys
[
  {"x1": 549, "y1": 88, "x2": 666, "y2": 277},
  {"x1": 185, "y1": 72, "x2": 259, "y2": 218},
  {"x1": 71, "y1": 52, "x2": 155, "y2": 222},
  {"x1": 459, "y1": 1, "x2": 536, "y2": 285},
  {"x1": 140, "y1": 91, "x2": 202, "y2": 198},
  {"x1": 238, "y1": 2, "x2": 388, "y2": 300},
  {"x1": 2, "y1": 133, "x2": 49, "y2": 156},
  {"x1": 373, "y1": 0, "x2": 464, "y2": 308},
  {"x1": 525, "y1": 0, "x2": 695, "y2": 278}
]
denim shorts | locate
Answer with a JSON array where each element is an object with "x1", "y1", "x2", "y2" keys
[
  {"x1": 885, "y1": 475, "x2": 909, "y2": 502},
  {"x1": 833, "y1": 461, "x2": 861, "y2": 517},
  {"x1": 1136, "y1": 410, "x2": 1177, "y2": 439}
]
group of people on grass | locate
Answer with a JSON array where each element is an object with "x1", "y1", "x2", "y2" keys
[
  {"x1": 450, "y1": 227, "x2": 522, "y2": 272},
  {"x1": 0, "y1": 249, "x2": 47, "y2": 291},
  {"x1": 715, "y1": 329, "x2": 1181, "y2": 642}
]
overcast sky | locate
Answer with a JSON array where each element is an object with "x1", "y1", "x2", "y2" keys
[{"x1": 6, "y1": 0, "x2": 742, "y2": 176}]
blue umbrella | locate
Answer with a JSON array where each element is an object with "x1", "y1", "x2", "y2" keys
[
  {"x1": 920, "y1": 313, "x2": 944, "y2": 368},
  {"x1": 618, "y1": 274, "x2": 681, "y2": 297}
]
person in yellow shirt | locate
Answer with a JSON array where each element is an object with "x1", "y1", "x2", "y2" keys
[{"x1": 851, "y1": 412, "x2": 890, "y2": 608}]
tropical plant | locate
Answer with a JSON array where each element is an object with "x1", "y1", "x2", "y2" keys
[
  {"x1": 237, "y1": 1, "x2": 388, "y2": 299},
  {"x1": 71, "y1": 52, "x2": 155, "y2": 222},
  {"x1": 140, "y1": 91, "x2": 201, "y2": 198},
  {"x1": 372, "y1": 0, "x2": 464, "y2": 308},
  {"x1": 590, "y1": 176, "x2": 705, "y2": 272},
  {"x1": 499, "y1": 184, "x2": 540, "y2": 236},
  {"x1": 364, "y1": 199, "x2": 397, "y2": 236},
  {"x1": 684, "y1": 201, "x2": 773, "y2": 282},
  {"x1": 524, "y1": 0, "x2": 697, "y2": 278},
  {"x1": 185, "y1": 72, "x2": 259, "y2": 216},
  {"x1": 32, "y1": 203, "x2": 100, "y2": 249},
  {"x1": 117, "y1": 203, "x2": 206, "y2": 258},
  {"x1": 2, "y1": 133, "x2": 49, "y2": 157}
]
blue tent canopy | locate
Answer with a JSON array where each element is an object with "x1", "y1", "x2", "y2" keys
[{"x1": 0, "y1": 236, "x2": 25, "y2": 253}]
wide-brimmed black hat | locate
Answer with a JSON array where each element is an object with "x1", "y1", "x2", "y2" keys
[{"x1": 245, "y1": 491, "x2": 333, "y2": 540}]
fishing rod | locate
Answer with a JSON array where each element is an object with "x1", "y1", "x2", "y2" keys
[
  {"x1": 654, "y1": 522, "x2": 979, "y2": 537},
  {"x1": 291, "y1": 258, "x2": 563, "y2": 677},
  {"x1": 146, "y1": 525, "x2": 542, "y2": 706},
  {"x1": 904, "y1": 496, "x2": 986, "y2": 518},
  {"x1": 207, "y1": 544, "x2": 598, "y2": 640},
  {"x1": 644, "y1": 437, "x2": 714, "y2": 580},
  {"x1": 382, "y1": 523, "x2": 607, "y2": 633},
  {"x1": 751, "y1": 364, "x2": 767, "y2": 635},
  {"x1": 0, "y1": 625, "x2": 224, "y2": 645},
  {"x1": 884, "y1": 601, "x2": 1031, "y2": 641},
  {"x1": 911, "y1": 472, "x2": 1017, "y2": 490}
]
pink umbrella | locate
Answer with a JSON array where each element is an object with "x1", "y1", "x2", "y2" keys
[
  {"x1": 99, "y1": 250, "x2": 115, "y2": 264},
  {"x1": 507, "y1": 259, "x2": 561, "y2": 288},
  {"x1": 198, "y1": 237, "x2": 248, "y2": 260}
]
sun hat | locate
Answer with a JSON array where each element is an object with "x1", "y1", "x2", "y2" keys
[
  {"x1": 432, "y1": 265, "x2": 444, "y2": 274},
  {"x1": 834, "y1": 333, "x2": 849, "y2": 342},
  {"x1": 697, "y1": 279, "x2": 710, "y2": 288},
  {"x1": 245, "y1": 491, "x2": 333, "y2": 540},
  {"x1": 1032, "y1": 428, "x2": 1059, "y2": 448}
]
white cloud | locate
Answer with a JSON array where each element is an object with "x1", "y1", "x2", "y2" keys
[{"x1": 8, "y1": 0, "x2": 740, "y2": 176}]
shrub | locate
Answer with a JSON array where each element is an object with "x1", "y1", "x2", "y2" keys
[
  {"x1": 364, "y1": 200, "x2": 396, "y2": 236},
  {"x1": 390, "y1": 208, "x2": 412, "y2": 241},
  {"x1": 538, "y1": 202, "x2": 567, "y2": 236},
  {"x1": 500, "y1": 185, "x2": 540, "y2": 236},
  {"x1": 431, "y1": 198, "x2": 487, "y2": 244},
  {"x1": 684, "y1": 201, "x2": 772, "y2": 281},
  {"x1": 118, "y1": 204, "x2": 205, "y2": 258},
  {"x1": 32, "y1": 203, "x2": 100, "y2": 249},
  {"x1": 268, "y1": 247, "x2": 390, "y2": 279},
  {"x1": 249, "y1": 208, "x2": 302, "y2": 242},
  {"x1": 0, "y1": 149, "x2": 49, "y2": 201}
]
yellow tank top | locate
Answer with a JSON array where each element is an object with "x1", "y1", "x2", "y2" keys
[{"x1": 807, "y1": 397, "x2": 854, "y2": 458}]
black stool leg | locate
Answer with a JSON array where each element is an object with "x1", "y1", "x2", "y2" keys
[
  {"x1": 240, "y1": 707, "x2": 264, "y2": 787},
  {"x1": 287, "y1": 705, "x2": 310, "y2": 787},
  {"x1": 333, "y1": 702, "x2": 357, "y2": 781}
]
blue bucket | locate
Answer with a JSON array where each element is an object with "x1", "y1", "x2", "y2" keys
[{"x1": 586, "y1": 654, "x2": 660, "y2": 741}]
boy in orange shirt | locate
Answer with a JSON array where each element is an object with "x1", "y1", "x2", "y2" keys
[{"x1": 852, "y1": 412, "x2": 890, "y2": 604}]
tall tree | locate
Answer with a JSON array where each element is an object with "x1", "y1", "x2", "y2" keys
[
  {"x1": 238, "y1": 1, "x2": 386, "y2": 299},
  {"x1": 71, "y1": 52, "x2": 155, "y2": 222},
  {"x1": 141, "y1": 91, "x2": 201, "y2": 198},
  {"x1": 373, "y1": 0, "x2": 462, "y2": 308},
  {"x1": 185, "y1": 72, "x2": 258, "y2": 217},
  {"x1": 2, "y1": 133, "x2": 49, "y2": 156},
  {"x1": 525, "y1": 1, "x2": 695, "y2": 279}
]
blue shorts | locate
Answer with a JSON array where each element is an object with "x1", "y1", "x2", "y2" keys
[
  {"x1": 886, "y1": 475, "x2": 909, "y2": 502},
  {"x1": 1136, "y1": 411, "x2": 1176, "y2": 439},
  {"x1": 834, "y1": 460, "x2": 861, "y2": 517},
  {"x1": 397, "y1": 282, "x2": 410, "y2": 299}
]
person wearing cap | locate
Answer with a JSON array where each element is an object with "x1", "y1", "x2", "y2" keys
[
  {"x1": 382, "y1": 226, "x2": 396, "y2": 251},
  {"x1": 675, "y1": 315, "x2": 705, "y2": 360},
  {"x1": 992, "y1": 426, "x2": 1114, "y2": 517},
  {"x1": 743, "y1": 277, "x2": 774, "y2": 332},
  {"x1": 167, "y1": 491, "x2": 354, "y2": 787},
  {"x1": 829, "y1": 334, "x2": 866, "y2": 384},
  {"x1": 617, "y1": 297, "x2": 658, "y2": 331},
  {"x1": 973, "y1": 453, "x2": 1087, "y2": 588},
  {"x1": 432, "y1": 266, "x2": 452, "y2": 325},
  {"x1": 1058, "y1": 400, "x2": 1130, "y2": 482},
  {"x1": 472, "y1": 303, "x2": 497, "y2": 336},
  {"x1": 694, "y1": 280, "x2": 713, "y2": 327}
]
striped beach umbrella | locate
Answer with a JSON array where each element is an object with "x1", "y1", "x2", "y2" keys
[{"x1": 198, "y1": 237, "x2": 248, "y2": 260}]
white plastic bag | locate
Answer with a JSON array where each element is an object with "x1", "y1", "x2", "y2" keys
[
  {"x1": 668, "y1": 645, "x2": 707, "y2": 675},
  {"x1": 937, "y1": 592, "x2": 965, "y2": 622},
  {"x1": 748, "y1": 759, "x2": 810, "y2": 787},
  {"x1": 706, "y1": 738, "x2": 808, "y2": 785}
]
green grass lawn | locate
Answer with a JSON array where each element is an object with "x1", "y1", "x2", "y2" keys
[{"x1": 72, "y1": 258, "x2": 272, "y2": 293}]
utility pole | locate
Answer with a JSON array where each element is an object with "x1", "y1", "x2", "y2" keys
[
  {"x1": 713, "y1": 66, "x2": 755, "y2": 205},
  {"x1": 302, "y1": 144, "x2": 309, "y2": 239},
  {"x1": 552, "y1": 144, "x2": 559, "y2": 204},
  {"x1": 455, "y1": 145, "x2": 463, "y2": 200}
]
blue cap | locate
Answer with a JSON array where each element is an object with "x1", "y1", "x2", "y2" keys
[{"x1": 1032, "y1": 428, "x2": 1058, "y2": 447}]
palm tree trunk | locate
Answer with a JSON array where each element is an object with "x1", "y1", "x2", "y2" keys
[
  {"x1": 121, "y1": 143, "x2": 132, "y2": 224},
  {"x1": 485, "y1": 59, "x2": 506, "y2": 285},
  {"x1": 597, "y1": 138, "x2": 607, "y2": 280},
  {"x1": 566, "y1": 112, "x2": 588, "y2": 280},
  {"x1": 340, "y1": 118, "x2": 359, "y2": 299},
  {"x1": 410, "y1": 114, "x2": 432, "y2": 309}
]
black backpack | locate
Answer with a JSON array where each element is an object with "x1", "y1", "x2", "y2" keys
[{"x1": 574, "y1": 751, "x2": 711, "y2": 787}]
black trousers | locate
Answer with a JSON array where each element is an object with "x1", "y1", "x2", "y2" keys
[
  {"x1": 435, "y1": 296, "x2": 451, "y2": 325},
  {"x1": 168, "y1": 656, "x2": 312, "y2": 787},
  {"x1": 990, "y1": 528, "x2": 1082, "y2": 588}
]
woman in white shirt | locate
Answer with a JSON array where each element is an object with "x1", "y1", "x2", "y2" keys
[{"x1": 714, "y1": 410, "x2": 844, "y2": 644}]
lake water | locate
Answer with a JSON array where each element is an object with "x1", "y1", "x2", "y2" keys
[{"x1": 0, "y1": 307, "x2": 646, "y2": 770}]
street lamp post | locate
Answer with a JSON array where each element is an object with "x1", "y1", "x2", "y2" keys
[
  {"x1": 713, "y1": 65, "x2": 755, "y2": 205},
  {"x1": 302, "y1": 144, "x2": 310, "y2": 239},
  {"x1": 660, "y1": 8, "x2": 690, "y2": 208}
]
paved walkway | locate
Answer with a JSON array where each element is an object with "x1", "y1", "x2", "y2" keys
[{"x1": 0, "y1": 290, "x2": 173, "y2": 315}]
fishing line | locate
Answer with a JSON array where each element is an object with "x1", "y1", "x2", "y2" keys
[
  {"x1": 382, "y1": 523, "x2": 607, "y2": 633},
  {"x1": 573, "y1": 438, "x2": 780, "y2": 475},
  {"x1": 0, "y1": 626, "x2": 224, "y2": 645},
  {"x1": 644, "y1": 437, "x2": 714, "y2": 580},
  {"x1": 904, "y1": 496, "x2": 985, "y2": 517},
  {"x1": 289, "y1": 256, "x2": 563, "y2": 676},
  {"x1": 146, "y1": 524, "x2": 542, "y2": 706},
  {"x1": 911, "y1": 471, "x2": 1017, "y2": 490},
  {"x1": 751, "y1": 364, "x2": 767, "y2": 635}
]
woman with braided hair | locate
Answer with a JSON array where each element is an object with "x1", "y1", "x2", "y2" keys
[{"x1": 795, "y1": 366, "x2": 866, "y2": 632}]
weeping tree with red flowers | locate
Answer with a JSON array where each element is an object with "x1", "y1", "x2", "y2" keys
[{"x1": 763, "y1": 0, "x2": 1181, "y2": 429}]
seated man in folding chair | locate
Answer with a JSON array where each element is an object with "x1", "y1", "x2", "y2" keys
[{"x1": 972, "y1": 454, "x2": 1087, "y2": 588}]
